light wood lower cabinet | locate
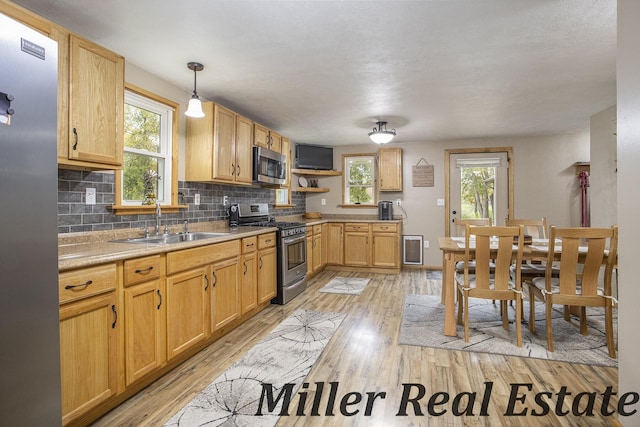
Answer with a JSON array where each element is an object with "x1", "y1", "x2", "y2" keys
[
  {"x1": 210, "y1": 257, "x2": 240, "y2": 332},
  {"x1": 344, "y1": 223, "x2": 371, "y2": 266},
  {"x1": 372, "y1": 223, "x2": 400, "y2": 268},
  {"x1": 257, "y1": 232, "x2": 277, "y2": 304},
  {"x1": 329, "y1": 222, "x2": 400, "y2": 270},
  {"x1": 123, "y1": 255, "x2": 165, "y2": 386},
  {"x1": 240, "y1": 236, "x2": 259, "y2": 314},
  {"x1": 123, "y1": 279, "x2": 164, "y2": 385},
  {"x1": 165, "y1": 267, "x2": 208, "y2": 361},
  {"x1": 59, "y1": 263, "x2": 118, "y2": 426},
  {"x1": 326, "y1": 223, "x2": 344, "y2": 265},
  {"x1": 307, "y1": 224, "x2": 323, "y2": 276},
  {"x1": 57, "y1": 232, "x2": 278, "y2": 425}
]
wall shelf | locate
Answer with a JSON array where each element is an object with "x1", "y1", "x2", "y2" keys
[
  {"x1": 292, "y1": 169, "x2": 341, "y2": 193},
  {"x1": 292, "y1": 169, "x2": 342, "y2": 176},
  {"x1": 296, "y1": 187, "x2": 330, "y2": 193}
]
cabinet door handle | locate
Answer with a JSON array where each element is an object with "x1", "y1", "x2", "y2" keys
[
  {"x1": 212, "y1": 271, "x2": 217, "y2": 287},
  {"x1": 72, "y1": 127, "x2": 78, "y2": 150},
  {"x1": 111, "y1": 305, "x2": 117, "y2": 329},
  {"x1": 204, "y1": 274, "x2": 209, "y2": 291},
  {"x1": 157, "y1": 289, "x2": 162, "y2": 310},
  {"x1": 259, "y1": 257, "x2": 263, "y2": 269},
  {"x1": 243, "y1": 261, "x2": 247, "y2": 275},
  {"x1": 231, "y1": 163, "x2": 236, "y2": 175},
  {"x1": 65, "y1": 280, "x2": 92, "y2": 290},
  {"x1": 236, "y1": 165, "x2": 241, "y2": 176},
  {"x1": 135, "y1": 266, "x2": 154, "y2": 274}
]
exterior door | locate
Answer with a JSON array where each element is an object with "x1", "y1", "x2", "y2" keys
[{"x1": 446, "y1": 149, "x2": 512, "y2": 236}]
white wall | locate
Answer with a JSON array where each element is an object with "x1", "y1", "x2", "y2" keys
[
  {"x1": 590, "y1": 105, "x2": 618, "y2": 227},
  {"x1": 617, "y1": 0, "x2": 640, "y2": 421},
  {"x1": 304, "y1": 132, "x2": 589, "y2": 266}
]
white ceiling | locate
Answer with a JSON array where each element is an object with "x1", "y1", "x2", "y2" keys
[{"x1": 13, "y1": 0, "x2": 616, "y2": 146}]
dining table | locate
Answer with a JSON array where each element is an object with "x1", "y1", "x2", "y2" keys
[{"x1": 438, "y1": 236, "x2": 553, "y2": 337}]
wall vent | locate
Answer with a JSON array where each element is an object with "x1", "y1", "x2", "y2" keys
[{"x1": 403, "y1": 235, "x2": 423, "y2": 265}]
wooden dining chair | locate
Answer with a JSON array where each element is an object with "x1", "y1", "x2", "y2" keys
[
  {"x1": 452, "y1": 218, "x2": 493, "y2": 273},
  {"x1": 456, "y1": 224, "x2": 525, "y2": 346},
  {"x1": 505, "y1": 217, "x2": 558, "y2": 281},
  {"x1": 526, "y1": 225, "x2": 618, "y2": 357}
]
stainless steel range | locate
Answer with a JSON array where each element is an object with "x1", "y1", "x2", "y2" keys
[{"x1": 235, "y1": 203, "x2": 307, "y2": 304}]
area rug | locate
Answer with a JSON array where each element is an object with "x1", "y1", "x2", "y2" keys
[
  {"x1": 426, "y1": 269, "x2": 442, "y2": 280},
  {"x1": 398, "y1": 294, "x2": 617, "y2": 368},
  {"x1": 164, "y1": 309, "x2": 346, "y2": 426},
  {"x1": 319, "y1": 276, "x2": 370, "y2": 295}
]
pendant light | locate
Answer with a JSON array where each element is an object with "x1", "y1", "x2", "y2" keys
[
  {"x1": 185, "y1": 62, "x2": 205, "y2": 118},
  {"x1": 368, "y1": 121, "x2": 396, "y2": 144}
]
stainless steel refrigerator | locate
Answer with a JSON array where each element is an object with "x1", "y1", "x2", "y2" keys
[{"x1": 0, "y1": 12, "x2": 62, "y2": 425}]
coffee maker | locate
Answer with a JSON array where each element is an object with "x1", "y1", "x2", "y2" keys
[
  {"x1": 228, "y1": 203, "x2": 240, "y2": 227},
  {"x1": 378, "y1": 201, "x2": 393, "y2": 220}
]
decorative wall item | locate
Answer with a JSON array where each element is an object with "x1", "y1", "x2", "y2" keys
[{"x1": 412, "y1": 158, "x2": 434, "y2": 187}]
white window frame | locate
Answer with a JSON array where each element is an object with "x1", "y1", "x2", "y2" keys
[
  {"x1": 342, "y1": 154, "x2": 377, "y2": 206},
  {"x1": 121, "y1": 90, "x2": 173, "y2": 206}
]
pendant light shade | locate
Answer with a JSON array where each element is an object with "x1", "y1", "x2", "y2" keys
[
  {"x1": 185, "y1": 62, "x2": 205, "y2": 118},
  {"x1": 368, "y1": 121, "x2": 396, "y2": 144}
]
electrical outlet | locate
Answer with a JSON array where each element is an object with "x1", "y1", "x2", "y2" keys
[
  {"x1": 321, "y1": 198, "x2": 326, "y2": 206},
  {"x1": 424, "y1": 240, "x2": 430, "y2": 248},
  {"x1": 396, "y1": 199, "x2": 402, "y2": 206},
  {"x1": 194, "y1": 193, "x2": 200, "y2": 205},
  {"x1": 85, "y1": 188, "x2": 96, "y2": 205},
  {"x1": 223, "y1": 195, "x2": 229, "y2": 206}
]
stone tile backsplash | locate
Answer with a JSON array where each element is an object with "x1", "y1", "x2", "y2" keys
[{"x1": 58, "y1": 170, "x2": 306, "y2": 233}]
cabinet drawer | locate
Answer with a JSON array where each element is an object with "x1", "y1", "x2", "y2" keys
[
  {"x1": 166, "y1": 240, "x2": 240, "y2": 275},
  {"x1": 372, "y1": 223, "x2": 398, "y2": 233},
  {"x1": 258, "y1": 232, "x2": 277, "y2": 249},
  {"x1": 312, "y1": 224, "x2": 322, "y2": 235},
  {"x1": 344, "y1": 223, "x2": 370, "y2": 232},
  {"x1": 59, "y1": 263, "x2": 118, "y2": 304},
  {"x1": 124, "y1": 254, "x2": 161, "y2": 286},
  {"x1": 242, "y1": 236, "x2": 258, "y2": 253}
]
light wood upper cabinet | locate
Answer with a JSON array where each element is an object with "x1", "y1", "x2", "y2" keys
[
  {"x1": 186, "y1": 102, "x2": 253, "y2": 184},
  {"x1": 212, "y1": 104, "x2": 236, "y2": 181},
  {"x1": 235, "y1": 114, "x2": 254, "y2": 184},
  {"x1": 254, "y1": 123, "x2": 270, "y2": 149},
  {"x1": 269, "y1": 130, "x2": 282, "y2": 153},
  {"x1": 253, "y1": 122, "x2": 283, "y2": 153},
  {"x1": 281, "y1": 137, "x2": 291, "y2": 187},
  {"x1": 378, "y1": 147, "x2": 403, "y2": 191},
  {"x1": 67, "y1": 35, "x2": 124, "y2": 167}
]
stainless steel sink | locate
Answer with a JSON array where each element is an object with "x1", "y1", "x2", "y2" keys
[{"x1": 110, "y1": 232, "x2": 230, "y2": 245}]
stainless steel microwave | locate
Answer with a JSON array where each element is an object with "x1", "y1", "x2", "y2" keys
[{"x1": 253, "y1": 146, "x2": 286, "y2": 185}]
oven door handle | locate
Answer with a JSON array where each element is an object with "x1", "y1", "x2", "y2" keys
[{"x1": 283, "y1": 234, "x2": 306, "y2": 245}]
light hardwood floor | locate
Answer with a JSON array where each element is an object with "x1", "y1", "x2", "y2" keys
[{"x1": 91, "y1": 269, "x2": 619, "y2": 426}]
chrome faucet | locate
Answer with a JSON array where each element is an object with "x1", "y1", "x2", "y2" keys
[{"x1": 155, "y1": 202, "x2": 162, "y2": 235}]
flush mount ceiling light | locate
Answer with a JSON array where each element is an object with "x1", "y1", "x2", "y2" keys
[
  {"x1": 185, "y1": 62, "x2": 205, "y2": 118},
  {"x1": 368, "y1": 121, "x2": 396, "y2": 144}
]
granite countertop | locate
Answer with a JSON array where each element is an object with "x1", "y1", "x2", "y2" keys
[
  {"x1": 58, "y1": 216, "x2": 401, "y2": 271},
  {"x1": 58, "y1": 223, "x2": 277, "y2": 271}
]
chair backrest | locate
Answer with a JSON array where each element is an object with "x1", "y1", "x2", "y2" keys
[
  {"x1": 463, "y1": 224, "x2": 524, "y2": 291},
  {"x1": 545, "y1": 225, "x2": 618, "y2": 297},
  {"x1": 452, "y1": 218, "x2": 490, "y2": 237},
  {"x1": 505, "y1": 217, "x2": 547, "y2": 239}
]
